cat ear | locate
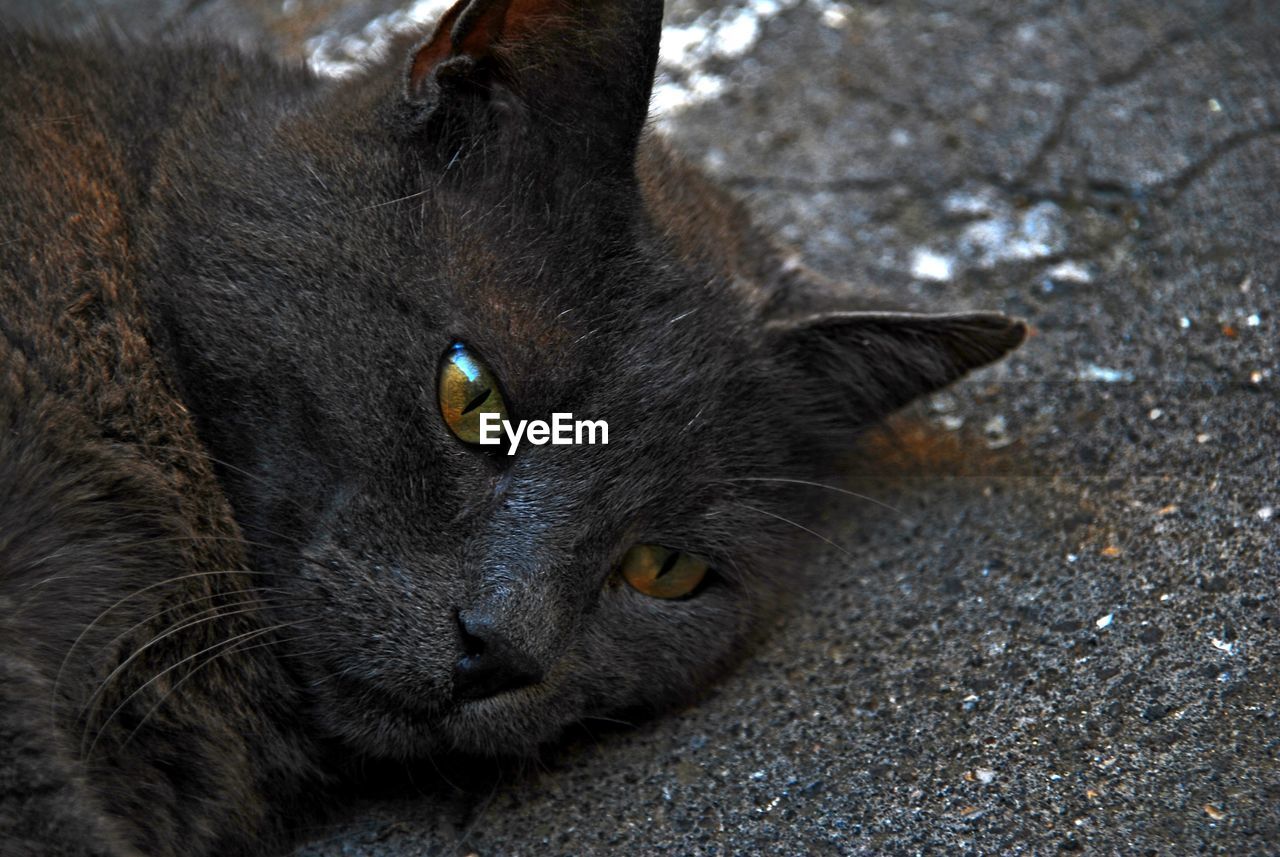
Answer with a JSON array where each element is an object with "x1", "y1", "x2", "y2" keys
[
  {"x1": 768, "y1": 311, "x2": 1027, "y2": 424},
  {"x1": 405, "y1": 0, "x2": 663, "y2": 171}
]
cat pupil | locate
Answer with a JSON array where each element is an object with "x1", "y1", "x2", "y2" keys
[
  {"x1": 655, "y1": 551, "x2": 682, "y2": 579},
  {"x1": 461, "y1": 388, "x2": 492, "y2": 415}
]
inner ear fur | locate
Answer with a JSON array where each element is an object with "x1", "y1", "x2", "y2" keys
[
  {"x1": 408, "y1": 0, "x2": 559, "y2": 96},
  {"x1": 404, "y1": 0, "x2": 663, "y2": 173}
]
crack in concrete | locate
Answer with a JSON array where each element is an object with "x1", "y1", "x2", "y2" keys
[
  {"x1": 1016, "y1": 1, "x2": 1252, "y2": 190},
  {"x1": 1155, "y1": 123, "x2": 1280, "y2": 202}
]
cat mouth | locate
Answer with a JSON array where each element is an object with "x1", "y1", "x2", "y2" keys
[
  {"x1": 364, "y1": 687, "x2": 559, "y2": 756},
  {"x1": 450, "y1": 682, "x2": 544, "y2": 711},
  {"x1": 306, "y1": 648, "x2": 572, "y2": 756},
  {"x1": 327, "y1": 667, "x2": 543, "y2": 719}
]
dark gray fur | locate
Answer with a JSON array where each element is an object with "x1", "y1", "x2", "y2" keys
[{"x1": 0, "y1": 1, "x2": 1024, "y2": 854}]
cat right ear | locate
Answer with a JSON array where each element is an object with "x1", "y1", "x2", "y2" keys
[
  {"x1": 767, "y1": 310, "x2": 1027, "y2": 428},
  {"x1": 404, "y1": 0, "x2": 663, "y2": 174}
]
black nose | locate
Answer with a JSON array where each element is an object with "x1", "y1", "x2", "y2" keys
[{"x1": 453, "y1": 610, "x2": 545, "y2": 701}]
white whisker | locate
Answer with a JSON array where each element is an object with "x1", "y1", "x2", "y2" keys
[
  {"x1": 83, "y1": 620, "x2": 310, "y2": 761},
  {"x1": 731, "y1": 502, "x2": 853, "y2": 559},
  {"x1": 728, "y1": 476, "x2": 905, "y2": 515}
]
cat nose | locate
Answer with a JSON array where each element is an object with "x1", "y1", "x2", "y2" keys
[{"x1": 453, "y1": 609, "x2": 545, "y2": 701}]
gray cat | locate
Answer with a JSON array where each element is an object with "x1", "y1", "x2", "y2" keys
[{"x1": 0, "y1": 0, "x2": 1025, "y2": 854}]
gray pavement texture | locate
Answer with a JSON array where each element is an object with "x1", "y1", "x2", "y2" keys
[{"x1": 13, "y1": 0, "x2": 1280, "y2": 853}]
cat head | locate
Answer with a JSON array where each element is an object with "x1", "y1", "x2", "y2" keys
[{"x1": 146, "y1": 0, "x2": 1024, "y2": 758}]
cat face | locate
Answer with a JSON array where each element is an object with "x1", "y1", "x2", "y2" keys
[{"x1": 145, "y1": 0, "x2": 1024, "y2": 758}]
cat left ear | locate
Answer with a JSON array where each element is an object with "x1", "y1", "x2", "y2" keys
[
  {"x1": 768, "y1": 311, "x2": 1027, "y2": 425},
  {"x1": 405, "y1": 0, "x2": 663, "y2": 172}
]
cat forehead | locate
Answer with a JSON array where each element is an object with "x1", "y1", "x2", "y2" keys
[
  {"x1": 392, "y1": 180, "x2": 765, "y2": 416},
  {"x1": 488, "y1": 310, "x2": 756, "y2": 438},
  {"x1": 422, "y1": 273, "x2": 749, "y2": 420},
  {"x1": 422, "y1": 210, "x2": 735, "y2": 353}
]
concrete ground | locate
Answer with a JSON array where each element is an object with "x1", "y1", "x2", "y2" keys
[{"x1": 11, "y1": 0, "x2": 1278, "y2": 853}]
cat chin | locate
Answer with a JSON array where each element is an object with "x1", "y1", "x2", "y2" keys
[
  {"x1": 314, "y1": 682, "x2": 566, "y2": 760},
  {"x1": 432, "y1": 698, "x2": 563, "y2": 757}
]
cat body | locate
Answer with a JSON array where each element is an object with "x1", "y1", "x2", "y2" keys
[
  {"x1": 0, "y1": 2, "x2": 1024, "y2": 854},
  {"x1": 0, "y1": 36, "x2": 327, "y2": 856}
]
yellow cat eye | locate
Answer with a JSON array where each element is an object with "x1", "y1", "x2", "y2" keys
[
  {"x1": 619, "y1": 544, "x2": 710, "y2": 599},
  {"x1": 438, "y1": 343, "x2": 509, "y2": 444}
]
